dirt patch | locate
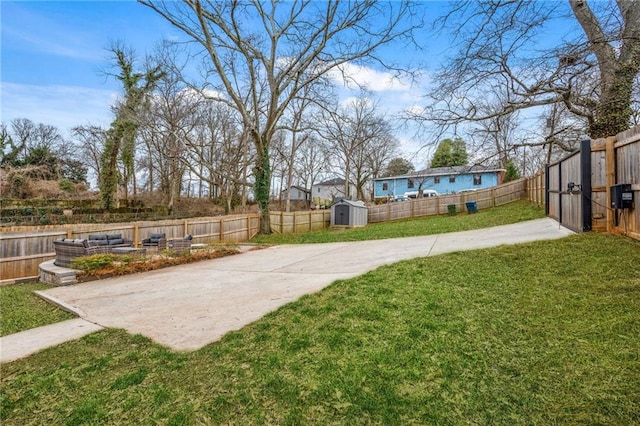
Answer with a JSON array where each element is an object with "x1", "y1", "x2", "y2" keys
[{"x1": 76, "y1": 245, "x2": 268, "y2": 283}]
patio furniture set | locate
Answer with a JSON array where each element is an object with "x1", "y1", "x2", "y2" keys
[{"x1": 52, "y1": 233, "x2": 195, "y2": 268}]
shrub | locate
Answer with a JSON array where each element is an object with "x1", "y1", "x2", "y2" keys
[
  {"x1": 59, "y1": 179, "x2": 76, "y2": 194},
  {"x1": 71, "y1": 254, "x2": 124, "y2": 271}
]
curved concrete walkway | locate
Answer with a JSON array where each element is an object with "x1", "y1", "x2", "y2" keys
[{"x1": 1, "y1": 218, "x2": 573, "y2": 362}]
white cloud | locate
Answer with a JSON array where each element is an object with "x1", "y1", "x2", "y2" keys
[
  {"x1": 1, "y1": 82, "x2": 117, "y2": 134},
  {"x1": 329, "y1": 63, "x2": 411, "y2": 92},
  {"x1": 405, "y1": 104, "x2": 426, "y2": 116}
]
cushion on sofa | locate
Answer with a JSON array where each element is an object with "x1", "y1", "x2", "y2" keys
[
  {"x1": 149, "y1": 233, "x2": 165, "y2": 243},
  {"x1": 106, "y1": 234, "x2": 122, "y2": 240},
  {"x1": 55, "y1": 238, "x2": 90, "y2": 247},
  {"x1": 108, "y1": 238, "x2": 124, "y2": 245}
]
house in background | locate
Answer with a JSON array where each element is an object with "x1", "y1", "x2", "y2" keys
[
  {"x1": 311, "y1": 178, "x2": 357, "y2": 208},
  {"x1": 373, "y1": 165, "x2": 505, "y2": 200},
  {"x1": 280, "y1": 185, "x2": 310, "y2": 203}
]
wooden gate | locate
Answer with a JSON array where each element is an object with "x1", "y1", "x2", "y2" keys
[{"x1": 546, "y1": 139, "x2": 592, "y2": 232}]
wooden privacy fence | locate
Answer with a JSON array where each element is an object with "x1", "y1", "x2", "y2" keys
[
  {"x1": 368, "y1": 179, "x2": 527, "y2": 223},
  {"x1": 269, "y1": 210, "x2": 331, "y2": 234},
  {"x1": 1, "y1": 214, "x2": 260, "y2": 282},
  {"x1": 524, "y1": 125, "x2": 639, "y2": 240},
  {"x1": 0, "y1": 210, "x2": 334, "y2": 282}
]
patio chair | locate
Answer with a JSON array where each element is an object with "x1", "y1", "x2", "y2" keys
[
  {"x1": 168, "y1": 234, "x2": 193, "y2": 255},
  {"x1": 142, "y1": 233, "x2": 166, "y2": 250}
]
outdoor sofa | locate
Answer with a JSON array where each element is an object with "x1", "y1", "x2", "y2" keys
[
  {"x1": 88, "y1": 233, "x2": 133, "y2": 248},
  {"x1": 53, "y1": 238, "x2": 111, "y2": 268}
]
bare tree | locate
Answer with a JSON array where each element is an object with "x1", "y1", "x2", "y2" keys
[
  {"x1": 319, "y1": 92, "x2": 398, "y2": 200},
  {"x1": 71, "y1": 125, "x2": 107, "y2": 186},
  {"x1": 137, "y1": 71, "x2": 201, "y2": 213},
  {"x1": 188, "y1": 100, "x2": 254, "y2": 213},
  {"x1": 294, "y1": 135, "x2": 328, "y2": 207},
  {"x1": 281, "y1": 81, "x2": 329, "y2": 212},
  {"x1": 139, "y1": 0, "x2": 421, "y2": 233},
  {"x1": 418, "y1": 0, "x2": 640, "y2": 141},
  {"x1": 0, "y1": 118, "x2": 69, "y2": 180}
]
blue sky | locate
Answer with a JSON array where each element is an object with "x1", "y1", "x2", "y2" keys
[
  {"x1": 1, "y1": 2, "x2": 446, "y2": 134},
  {"x1": 1, "y1": 1, "x2": 179, "y2": 131},
  {"x1": 1, "y1": 1, "x2": 578, "y2": 165}
]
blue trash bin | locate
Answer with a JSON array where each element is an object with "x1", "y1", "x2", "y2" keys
[{"x1": 465, "y1": 201, "x2": 478, "y2": 214}]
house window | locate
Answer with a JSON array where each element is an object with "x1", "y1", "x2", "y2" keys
[
  {"x1": 449, "y1": 175, "x2": 456, "y2": 183},
  {"x1": 407, "y1": 178, "x2": 414, "y2": 189},
  {"x1": 473, "y1": 174, "x2": 482, "y2": 185},
  {"x1": 434, "y1": 176, "x2": 440, "y2": 184},
  {"x1": 382, "y1": 182, "x2": 388, "y2": 191}
]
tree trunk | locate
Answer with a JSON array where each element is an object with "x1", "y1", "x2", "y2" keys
[
  {"x1": 253, "y1": 135, "x2": 272, "y2": 234},
  {"x1": 590, "y1": 62, "x2": 638, "y2": 138}
]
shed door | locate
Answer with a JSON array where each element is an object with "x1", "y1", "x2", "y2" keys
[{"x1": 335, "y1": 204, "x2": 350, "y2": 225}]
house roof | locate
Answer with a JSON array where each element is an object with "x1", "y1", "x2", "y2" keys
[
  {"x1": 375, "y1": 165, "x2": 505, "y2": 181},
  {"x1": 315, "y1": 178, "x2": 346, "y2": 186},
  {"x1": 280, "y1": 185, "x2": 309, "y2": 193}
]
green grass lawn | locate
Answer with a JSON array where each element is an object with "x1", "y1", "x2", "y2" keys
[
  {"x1": 0, "y1": 282, "x2": 74, "y2": 336},
  {"x1": 252, "y1": 199, "x2": 545, "y2": 244},
  {"x1": 1, "y1": 201, "x2": 543, "y2": 337},
  {"x1": 2, "y1": 232, "x2": 638, "y2": 425}
]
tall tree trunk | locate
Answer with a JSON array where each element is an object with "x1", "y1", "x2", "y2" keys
[
  {"x1": 590, "y1": 62, "x2": 638, "y2": 138},
  {"x1": 285, "y1": 130, "x2": 298, "y2": 213},
  {"x1": 253, "y1": 134, "x2": 271, "y2": 234},
  {"x1": 100, "y1": 125, "x2": 123, "y2": 210}
]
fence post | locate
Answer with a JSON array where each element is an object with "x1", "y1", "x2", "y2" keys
[
  {"x1": 605, "y1": 136, "x2": 616, "y2": 233},
  {"x1": 293, "y1": 212, "x2": 297, "y2": 233},
  {"x1": 134, "y1": 223, "x2": 139, "y2": 247},
  {"x1": 580, "y1": 139, "x2": 592, "y2": 232},
  {"x1": 219, "y1": 218, "x2": 225, "y2": 242},
  {"x1": 491, "y1": 188, "x2": 496, "y2": 207},
  {"x1": 544, "y1": 165, "x2": 550, "y2": 216}
]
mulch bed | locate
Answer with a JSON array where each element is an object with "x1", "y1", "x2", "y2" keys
[{"x1": 76, "y1": 248, "x2": 246, "y2": 282}]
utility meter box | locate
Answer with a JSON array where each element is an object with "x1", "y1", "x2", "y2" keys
[{"x1": 610, "y1": 183, "x2": 633, "y2": 209}]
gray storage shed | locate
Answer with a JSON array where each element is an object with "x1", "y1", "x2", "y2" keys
[{"x1": 331, "y1": 199, "x2": 368, "y2": 227}]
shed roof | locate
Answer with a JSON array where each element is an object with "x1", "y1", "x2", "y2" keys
[{"x1": 331, "y1": 199, "x2": 366, "y2": 208}]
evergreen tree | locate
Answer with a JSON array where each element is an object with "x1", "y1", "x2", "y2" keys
[
  {"x1": 430, "y1": 138, "x2": 468, "y2": 168},
  {"x1": 382, "y1": 157, "x2": 414, "y2": 177},
  {"x1": 504, "y1": 160, "x2": 520, "y2": 182}
]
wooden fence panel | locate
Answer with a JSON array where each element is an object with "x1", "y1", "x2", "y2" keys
[
  {"x1": 616, "y1": 133, "x2": 640, "y2": 239},
  {"x1": 412, "y1": 197, "x2": 439, "y2": 217},
  {"x1": 268, "y1": 210, "x2": 330, "y2": 234},
  {"x1": 560, "y1": 153, "x2": 583, "y2": 232},
  {"x1": 1, "y1": 213, "x2": 261, "y2": 282},
  {"x1": 547, "y1": 163, "x2": 560, "y2": 221},
  {"x1": 367, "y1": 180, "x2": 527, "y2": 223}
]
